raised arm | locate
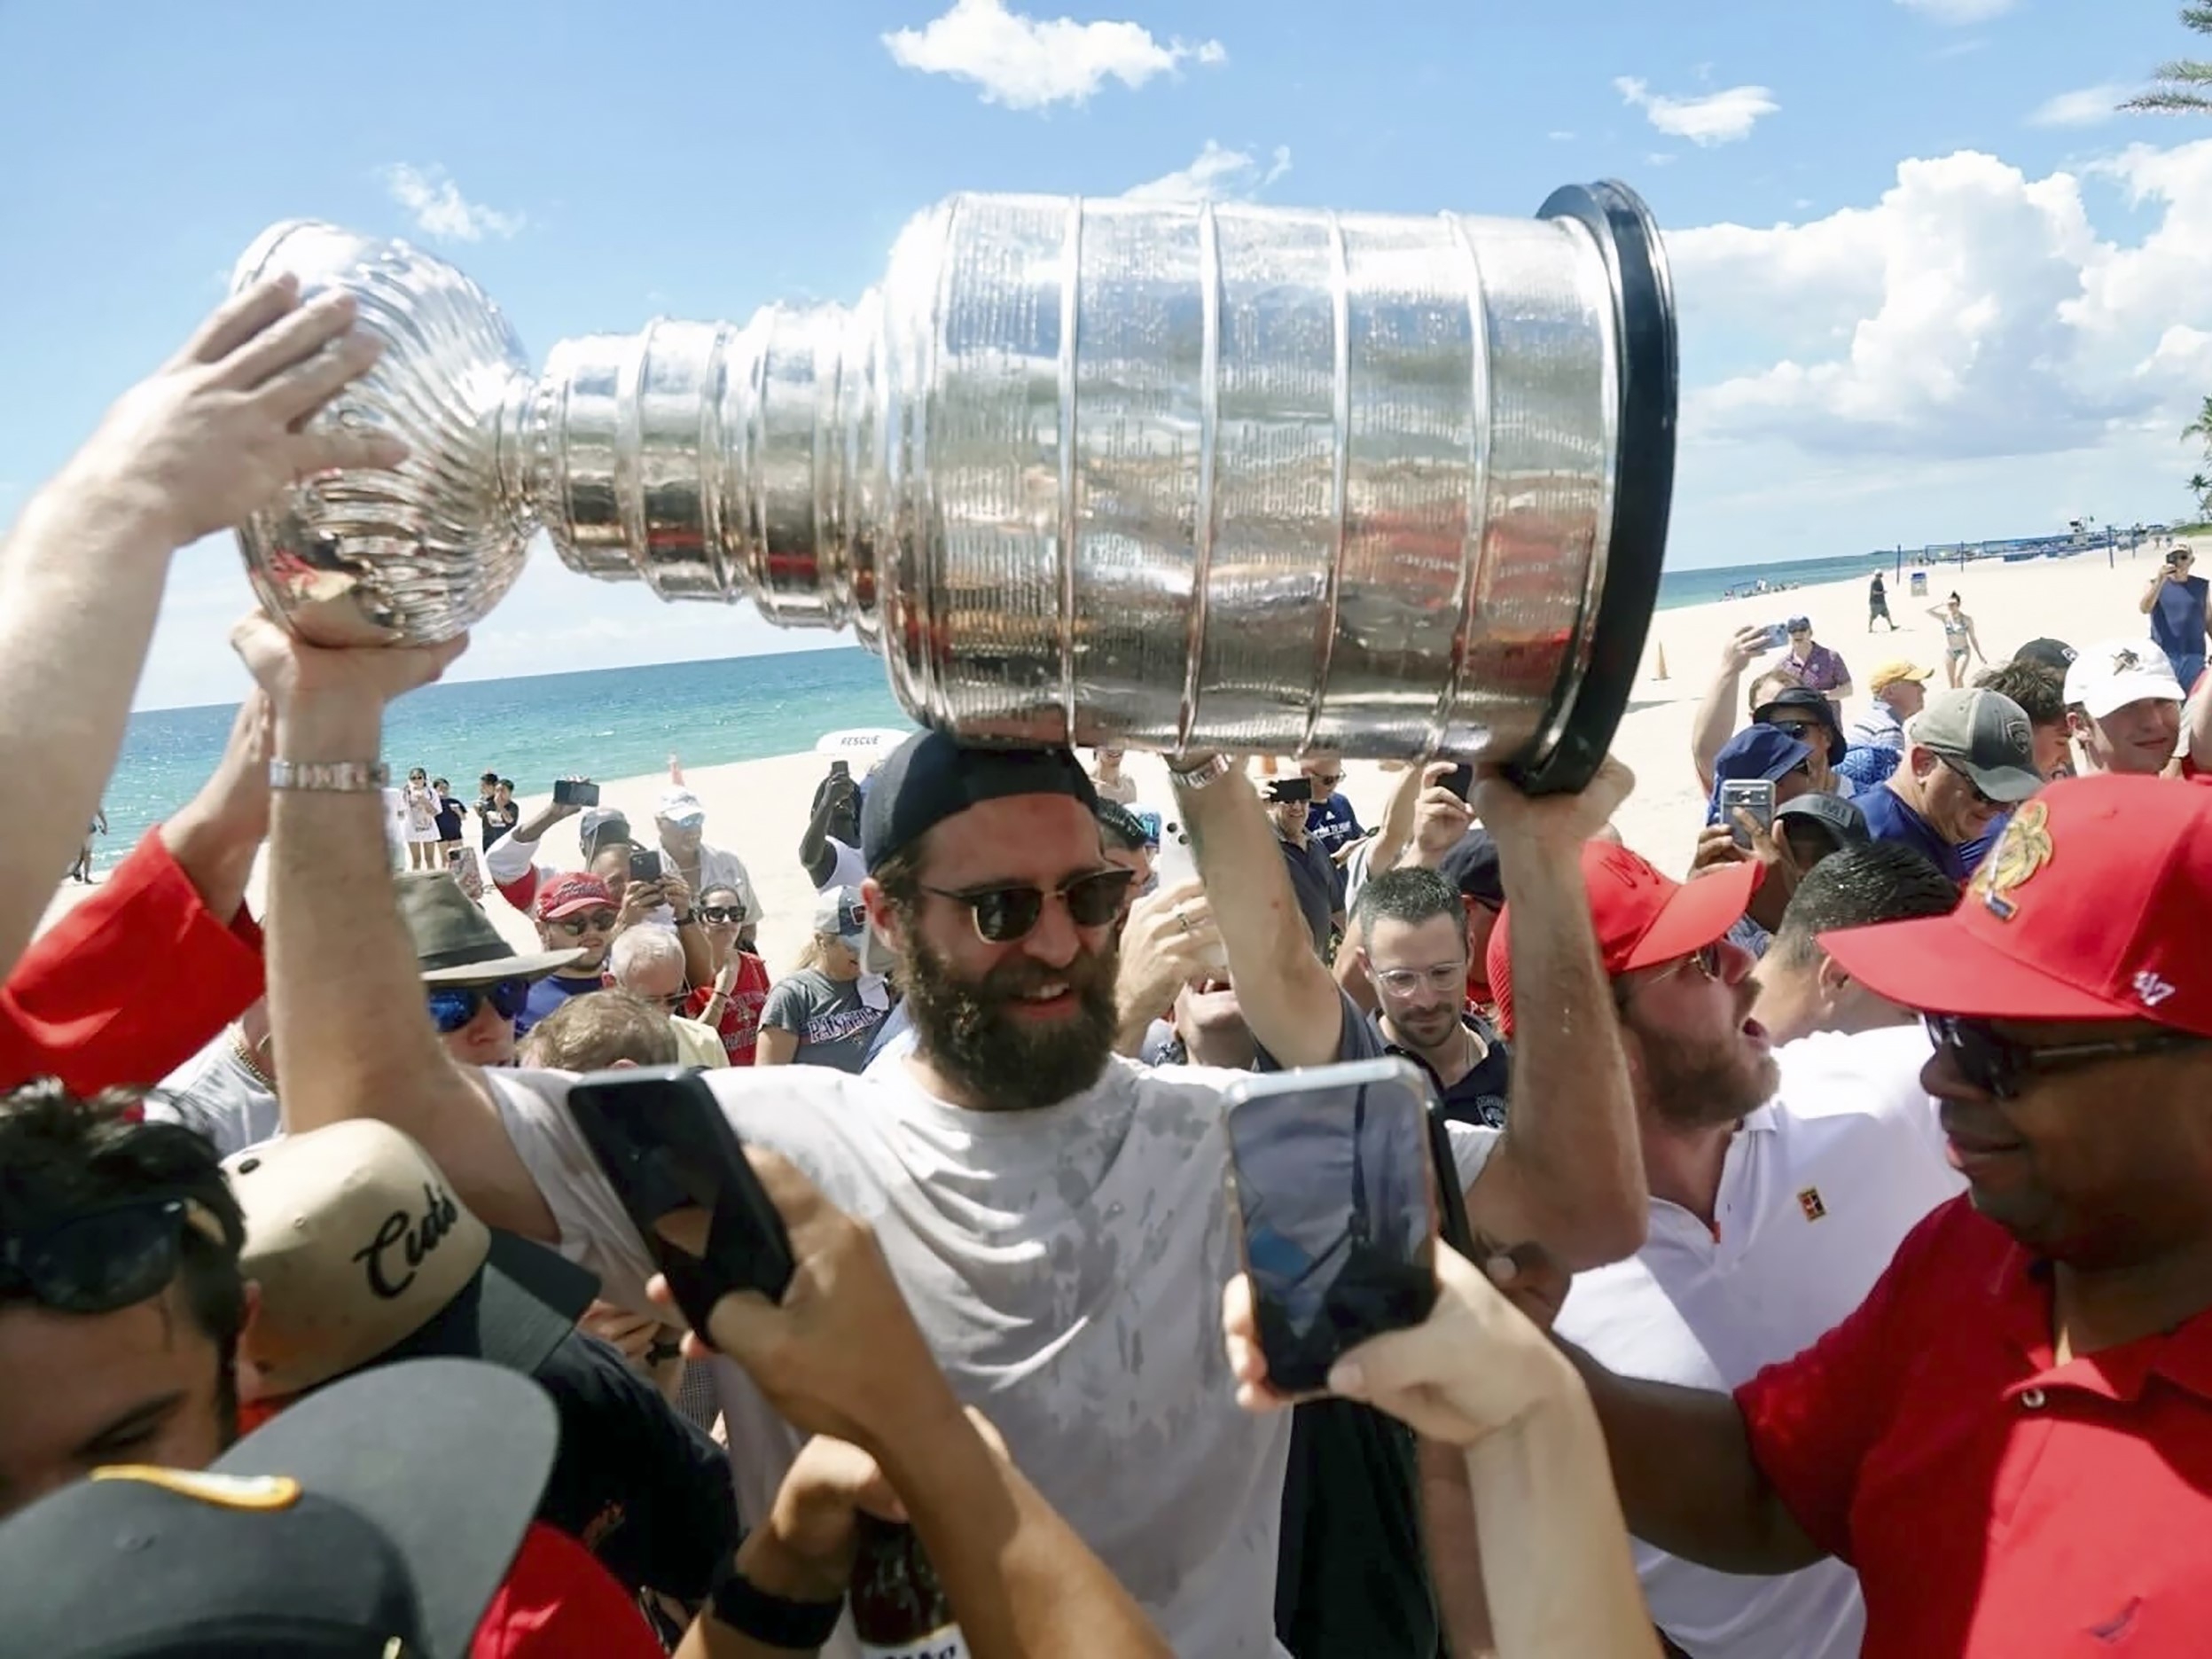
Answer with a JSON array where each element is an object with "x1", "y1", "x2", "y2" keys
[
  {"x1": 1690, "y1": 627, "x2": 1772, "y2": 795},
  {"x1": 1174, "y1": 759, "x2": 1342, "y2": 1069},
  {"x1": 0, "y1": 278, "x2": 400, "y2": 972},
  {"x1": 1226, "y1": 1252, "x2": 1659, "y2": 1659},
  {"x1": 237, "y1": 614, "x2": 559, "y2": 1240},
  {"x1": 682, "y1": 1152, "x2": 1173, "y2": 1659},
  {"x1": 2141, "y1": 570, "x2": 2166, "y2": 615},
  {"x1": 1461, "y1": 762, "x2": 1645, "y2": 1269},
  {"x1": 798, "y1": 777, "x2": 857, "y2": 890}
]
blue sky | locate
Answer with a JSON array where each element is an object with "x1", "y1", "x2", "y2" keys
[{"x1": 3, "y1": 0, "x2": 2206, "y2": 708}]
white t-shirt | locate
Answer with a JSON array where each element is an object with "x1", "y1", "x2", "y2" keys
[
  {"x1": 813, "y1": 837, "x2": 866, "y2": 895},
  {"x1": 150, "y1": 1034, "x2": 282, "y2": 1157},
  {"x1": 488, "y1": 1055, "x2": 1491, "y2": 1659},
  {"x1": 1553, "y1": 1023, "x2": 1965, "y2": 1659}
]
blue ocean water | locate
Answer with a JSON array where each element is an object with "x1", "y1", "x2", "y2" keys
[
  {"x1": 95, "y1": 647, "x2": 909, "y2": 877},
  {"x1": 75, "y1": 542, "x2": 2001, "y2": 876}
]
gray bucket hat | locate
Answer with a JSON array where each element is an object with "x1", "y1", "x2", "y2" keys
[{"x1": 397, "y1": 873, "x2": 584, "y2": 985}]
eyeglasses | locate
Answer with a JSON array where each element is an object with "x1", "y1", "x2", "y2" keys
[
  {"x1": 0, "y1": 1197, "x2": 214, "y2": 1314},
  {"x1": 922, "y1": 867, "x2": 1137, "y2": 943},
  {"x1": 1308, "y1": 772, "x2": 1343, "y2": 789},
  {"x1": 426, "y1": 977, "x2": 534, "y2": 1035},
  {"x1": 1371, "y1": 962, "x2": 1469, "y2": 998},
  {"x1": 1924, "y1": 1013, "x2": 2209, "y2": 1100},
  {"x1": 699, "y1": 905, "x2": 745, "y2": 924},
  {"x1": 1616, "y1": 942, "x2": 1723, "y2": 1006},
  {"x1": 548, "y1": 911, "x2": 620, "y2": 936},
  {"x1": 1937, "y1": 759, "x2": 2000, "y2": 810}
]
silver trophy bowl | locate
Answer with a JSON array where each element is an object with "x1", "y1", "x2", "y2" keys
[{"x1": 231, "y1": 184, "x2": 1676, "y2": 790}]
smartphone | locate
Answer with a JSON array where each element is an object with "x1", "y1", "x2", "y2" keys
[
  {"x1": 1719, "y1": 778, "x2": 1777, "y2": 849},
  {"x1": 829, "y1": 759, "x2": 850, "y2": 779},
  {"x1": 1223, "y1": 1057, "x2": 1441, "y2": 1395},
  {"x1": 1439, "y1": 762, "x2": 1474, "y2": 802},
  {"x1": 1262, "y1": 775, "x2": 1314, "y2": 805},
  {"x1": 566, "y1": 1067, "x2": 796, "y2": 1338},
  {"x1": 629, "y1": 848, "x2": 664, "y2": 886},
  {"x1": 1758, "y1": 622, "x2": 1791, "y2": 650},
  {"x1": 551, "y1": 779, "x2": 601, "y2": 808}
]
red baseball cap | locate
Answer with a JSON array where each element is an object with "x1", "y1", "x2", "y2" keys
[
  {"x1": 1820, "y1": 773, "x2": 2212, "y2": 1037},
  {"x1": 535, "y1": 873, "x2": 616, "y2": 922},
  {"x1": 1486, "y1": 841, "x2": 1762, "y2": 1036}
]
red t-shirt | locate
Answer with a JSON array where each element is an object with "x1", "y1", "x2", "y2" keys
[
  {"x1": 0, "y1": 828, "x2": 264, "y2": 1092},
  {"x1": 1735, "y1": 1195, "x2": 2212, "y2": 1656},
  {"x1": 473, "y1": 1521, "x2": 665, "y2": 1658},
  {"x1": 685, "y1": 954, "x2": 770, "y2": 1066}
]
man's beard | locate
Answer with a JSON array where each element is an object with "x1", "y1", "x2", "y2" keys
[
  {"x1": 1635, "y1": 984, "x2": 1778, "y2": 1130},
  {"x1": 900, "y1": 932, "x2": 1120, "y2": 1112}
]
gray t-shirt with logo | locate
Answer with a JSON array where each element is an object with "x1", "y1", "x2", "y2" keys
[
  {"x1": 487, "y1": 1056, "x2": 1489, "y2": 1658},
  {"x1": 759, "y1": 968, "x2": 887, "y2": 1074}
]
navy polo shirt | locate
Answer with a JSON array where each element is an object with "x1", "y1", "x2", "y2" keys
[{"x1": 1857, "y1": 786, "x2": 1969, "y2": 882}]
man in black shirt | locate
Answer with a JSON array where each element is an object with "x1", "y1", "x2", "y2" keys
[
  {"x1": 1344, "y1": 867, "x2": 1511, "y2": 1128},
  {"x1": 1266, "y1": 776, "x2": 1342, "y2": 956}
]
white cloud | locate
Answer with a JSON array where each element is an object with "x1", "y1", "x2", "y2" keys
[
  {"x1": 1664, "y1": 141, "x2": 2212, "y2": 465},
  {"x1": 1613, "y1": 76, "x2": 1778, "y2": 146},
  {"x1": 883, "y1": 0, "x2": 1225, "y2": 110},
  {"x1": 2028, "y1": 84, "x2": 2129, "y2": 128},
  {"x1": 380, "y1": 164, "x2": 524, "y2": 242},
  {"x1": 1895, "y1": 0, "x2": 2015, "y2": 22},
  {"x1": 1548, "y1": 129, "x2": 1576, "y2": 142},
  {"x1": 1120, "y1": 141, "x2": 1290, "y2": 202}
]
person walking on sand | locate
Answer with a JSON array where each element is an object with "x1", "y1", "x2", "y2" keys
[
  {"x1": 2139, "y1": 544, "x2": 2209, "y2": 694},
  {"x1": 1867, "y1": 571, "x2": 1896, "y2": 632},
  {"x1": 68, "y1": 806, "x2": 107, "y2": 884},
  {"x1": 1927, "y1": 592, "x2": 1986, "y2": 687}
]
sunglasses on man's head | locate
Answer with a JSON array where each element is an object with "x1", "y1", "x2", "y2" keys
[
  {"x1": 922, "y1": 867, "x2": 1137, "y2": 943},
  {"x1": 1924, "y1": 1013, "x2": 2208, "y2": 1100},
  {"x1": 426, "y1": 977, "x2": 534, "y2": 1035},
  {"x1": 549, "y1": 911, "x2": 620, "y2": 936},
  {"x1": 0, "y1": 1197, "x2": 214, "y2": 1315}
]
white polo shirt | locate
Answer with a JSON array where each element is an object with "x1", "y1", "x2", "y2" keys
[{"x1": 1553, "y1": 1022, "x2": 1966, "y2": 1659}]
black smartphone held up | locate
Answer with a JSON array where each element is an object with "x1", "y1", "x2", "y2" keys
[
  {"x1": 1440, "y1": 762, "x2": 1475, "y2": 802},
  {"x1": 1223, "y1": 1057, "x2": 1441, "y2": 1395},
  {"x1": 1262, "y1": 774, "x2": 1314, "y2": 805},
  {"x1": 828, "y1": 758, "x2": 850, "y2": 779},
  {"x1": 566, "y1": 1067, "x2": 796, "y2": 1338},
  {"x1": 551, "y1": 779, "x2": 600, "y2": 809},
  {"x1": 629, "y1": 848, "x2": 664, "y2": 886}
]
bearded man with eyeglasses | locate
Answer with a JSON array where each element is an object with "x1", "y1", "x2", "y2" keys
[
  {"x1": 1555, "y1": 772, "x2": 2212, "y2": 1659},
  {"x1": 245, "y1": 593, "x2": 1644, "y2": 1659}
]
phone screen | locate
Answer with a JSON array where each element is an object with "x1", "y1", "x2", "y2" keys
[
  {"x1": 1263, "y1": 775, "x2": 1314, "y2": 805},
  {"x1": 629, "y1": 849, "x2": 664, "y2": 886},
  {"x1": 1440, "y1": 763, "x2": 1474, "y2": 802},
  {"x1": 1225, "y1": 1058, "x2": 1440, "y2": 1395},
  {"x1": 566, "y1": 1068, "x2": 796, "y2": 1337},
  {"x1": 552, "y1": 779, "x2": 601, "y2": 808}
]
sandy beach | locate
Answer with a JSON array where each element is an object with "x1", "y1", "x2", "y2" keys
[{"x1": 39, "y1": 542, "x2": 2183, "y2": 975}]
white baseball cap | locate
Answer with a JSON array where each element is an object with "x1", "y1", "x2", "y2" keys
[
  {"x1": 655, "y1": 787, "x2": 707, "y2": 827},
  {"x1": 2063, "y1": 638, "x2": 2183, "y2": 721}
]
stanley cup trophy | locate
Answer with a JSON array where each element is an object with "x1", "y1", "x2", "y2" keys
[{"x1": 231, "y1": 184, "x2": 1676, "y2": 791}]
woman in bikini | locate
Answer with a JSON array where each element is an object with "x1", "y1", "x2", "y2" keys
[{"x1": 1927, "y1": 591, "x2": 1987, "y2": 687}]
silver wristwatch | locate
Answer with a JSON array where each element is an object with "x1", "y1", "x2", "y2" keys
[
  {"x1": 1168, "y1": 754, "x2": 1233, "y2": 791},
  {"x1": 268, "y1": 759, "x2": 391, "y2": 794}
]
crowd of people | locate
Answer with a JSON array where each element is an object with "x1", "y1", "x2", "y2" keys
[{"x1": 2, "y1": 262, "x2": 2210, "y2": 1659}]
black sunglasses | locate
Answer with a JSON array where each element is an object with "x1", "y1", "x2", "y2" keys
[
  {"x1": 1936, "y1": 758, "x2": 2000, "y2": 810},
  {"x1": 0, "y1": 1197, "x2": 212, "y2": 1314},
  {"x1": 922, "y1": 867, "x2": 1137, "y2": 943},
  {"x1": 1924, "y1": 1013, "x2": 2209, "y2": 1100},
  {"x1": 699, "y1": 904, "x2": 745, "y2": 923},
  {"x1": 426, "y1": 977, "x2": 534, "y2": 1035},
  {"x1": 549, "y1": 911, "x2": 620, "y2": 936}
]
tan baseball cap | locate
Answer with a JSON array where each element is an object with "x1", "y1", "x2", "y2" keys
[{"x1": 226, "y1": 1121, "x2": 597, "y2": 1397}]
